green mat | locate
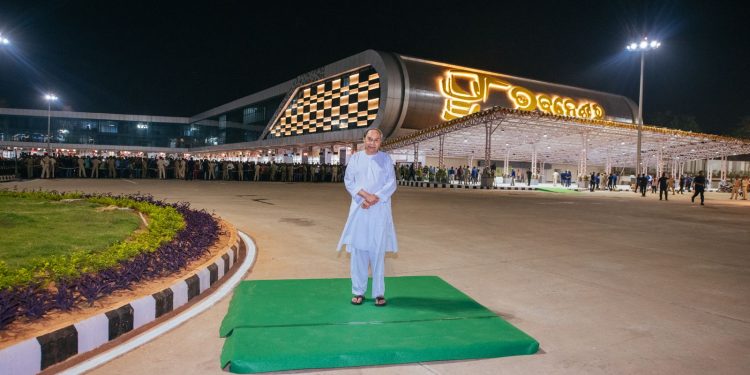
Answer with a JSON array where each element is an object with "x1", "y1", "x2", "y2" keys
[{"x1": 220, "y1": 276, "x2": 539, "y2": 373}]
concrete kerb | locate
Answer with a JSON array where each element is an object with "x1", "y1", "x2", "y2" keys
[
  {"x1": 397, "y1": 180, "x2": 646, "y2": 192},
  {"x1": 398, "y1": 180, "x2": 538, "y2": 191},
  {"x1": 0, "y1": 229, "x2": 256, "y2": 375}
]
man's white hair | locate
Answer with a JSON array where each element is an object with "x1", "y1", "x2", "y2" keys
[{"x1": 364, "y1": 128, "x2": 384, "y2": 140}]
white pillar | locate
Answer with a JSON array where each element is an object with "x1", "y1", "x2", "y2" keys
[
  {"x1": 484, "y1": 123, "x2": 492, "y2": 169},
  {"x1": 580, "y1": 134, "x2": 588, "y2": 178},
  {"x1": 438, "y1": 134, "x2": 445, "y2": 169},
  {"x1": 504, "y1": 148, "x2": 510, "y2": 177},
  {"x1": 656, "y1": 149, "x2": 663, "y2": 178}
]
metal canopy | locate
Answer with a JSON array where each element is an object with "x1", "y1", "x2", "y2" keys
[{"x1": 381, "y1": 106, "x2": 750, "y2": 168}]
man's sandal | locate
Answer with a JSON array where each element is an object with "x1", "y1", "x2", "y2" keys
[
  {"x1": 351, "y1": 295, "x2": 365, "y2": 305},
  {"x1": 375, "y1": 296, "x2": 387, "y2": 307}
]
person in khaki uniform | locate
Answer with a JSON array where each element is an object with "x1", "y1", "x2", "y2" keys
[
  {"x1": 729, "y1": 177, "x2": 741, "y2": 200},
  {"x1": 91, "y1": 157, "x2": 101, "y2": 178},
  {"x1": 208, "y1": 160, "x2": 216, "y2": 180},
  {"x1": 77, "y1": 156, "x2": 87, "y2": 177},
  {"x1": 157, "y1": 157, "x2": 167, "y2": 179},
  {"x1": 49, "y1": 155, "x2": 56, "y2": 178},
  {"x1": 107, "y1": 157, "x2": 116, "y2": 178},
  {"x1": 238, "y1": 161, "x2": 245, "y2": 181},
  {"x1": 41, "y1": 154, "x2": 50, "y2": 179},
  {"x1": 178, "y1": 158, "x2": 186, "y2": 179},
  {"x1": 254, "y1": 162, "x2": 260, "y2": 181},
  {"x1": 26, "y1": 156, "x2": 35, "y2": 178},
  {"x1": 332, "y1": 164, "x2": 340, "y2": 182},
  {"x1": 741, "y1": 176, "x2": 749, "y2": 200}
]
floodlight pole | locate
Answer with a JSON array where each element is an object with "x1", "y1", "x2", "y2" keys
[
  {"x1": 627, "y1": 37, "x2": 660, "y2": 175},
  {"x1": 636, "y1": 51, "x2": 645, "y2": 174},
  {"x1": 44, "y1": 93, "x2": 58, "y2": 153},
  {"x1": 47, "y1": 99, "x2": 52, "y2": 152}
]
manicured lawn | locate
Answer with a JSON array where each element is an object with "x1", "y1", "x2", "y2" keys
[{"x1": 0, "y1": 195, "x2": 141, "y2": 269}]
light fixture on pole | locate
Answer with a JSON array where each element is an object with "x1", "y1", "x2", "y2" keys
[
  {"x1": 44, "y1": 93, "x2": 58, "y2": 152},
  {"x1": 626, "y1": 37, "x2": 660, "y2": 175},
  {"x1": 0, "y1": 32, "x2": 9, "y2": 45}
]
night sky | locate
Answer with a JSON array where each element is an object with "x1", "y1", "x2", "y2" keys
[{"x1": 0, "y1": 0, "x2": 747, "y2": 135}]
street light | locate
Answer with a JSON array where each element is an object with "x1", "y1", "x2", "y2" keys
[
  {"x1": 626, "y1": 37, "x2": 660, "y2": 174},
  {"x1": 44, "y1": 93, "x2": 58, "y2": 152},
  {"x1": 0, "y1": 33, "x2": 9, "y2": 45}
]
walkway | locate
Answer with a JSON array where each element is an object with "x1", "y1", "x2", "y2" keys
[{"x1": 8, "y1": 179, "x2": 749, "y2": 374}]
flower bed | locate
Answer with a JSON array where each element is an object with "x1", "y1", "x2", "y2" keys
[{"x1": 0, "y1": 190, "x2": 221, "y2": 330}]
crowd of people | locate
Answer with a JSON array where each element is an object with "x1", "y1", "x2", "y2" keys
[
  {"x1": 0, "y1": 153, "x2": 346, "y2": 183},
  {"x1": 2, "y1": 154, "x2": 748, "y2": 203}
]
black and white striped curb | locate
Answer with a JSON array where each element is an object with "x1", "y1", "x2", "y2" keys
[
  {"x1": 0, "y1": 235, "x2": 243, "y2": 375},
  {"x1": 398, "y1": 180, "x2": 538, "y2": 191},
  {"x1": 0, "y1": 175, "x2": 18, "y2": 182}
]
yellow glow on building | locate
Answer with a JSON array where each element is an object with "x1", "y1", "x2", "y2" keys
[{"x1": 438, "y1": 69, "x2": 605, "y2": 121}]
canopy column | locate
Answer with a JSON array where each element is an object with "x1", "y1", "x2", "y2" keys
[
  {"x1": 679, "y1": 160, "x2": 685, "y2": 177},
  {"x1": 579, "y1": 133, "x2": 588, "y2": 178},
  {"x1": 605, "y1": 151, "x2": 612, "y2": 174},
  {"x1": 484, "y1": 123, "x2": 491, "y2": 169},
  {"x1": 538, "y1": 158, "x2": 545, "y2": 182},
  {"x1": 503, "y1": 148, "x2": 510, "y2": 177},
  {"x1": 656, "y1": 148, "x2": 663, "y2": 178},
  {"x1": 484, "y1": 122, "x2": 502, "y2": 170},
  {"x1": 438, "y1": 134, "x2": 445, "y2": 169},
  {"x1": 413, "y1": 143, "x2": 419, "y2": 167}
]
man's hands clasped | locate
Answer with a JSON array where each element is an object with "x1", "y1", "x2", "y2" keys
[{"x1": 358, "y1": 190, "x2": 380, "y2": 209}]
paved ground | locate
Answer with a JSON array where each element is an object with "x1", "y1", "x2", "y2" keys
[{"x1": 5, "y1": 178, "x2": 749, "y2": 374}]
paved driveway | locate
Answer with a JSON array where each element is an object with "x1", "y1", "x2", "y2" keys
[{"x1": 8, "y1": 179, "x2": 749, "y2": 374}]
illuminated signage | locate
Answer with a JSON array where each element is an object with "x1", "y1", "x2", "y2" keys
[
  {"x1": 438, "y1": 69, "x2": 604, "y2": 121},
  {"x1": 268, "y1": 67, "x2": 380, "y2": 138}
]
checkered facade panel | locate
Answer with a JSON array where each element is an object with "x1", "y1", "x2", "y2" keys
[{"x1": 269, "y1": 67, "x2": 380, "y2": 138}]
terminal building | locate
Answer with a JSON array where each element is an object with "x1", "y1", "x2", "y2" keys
[{"x1": 1, "y1": 50, "x2": 749, "y2": 179}]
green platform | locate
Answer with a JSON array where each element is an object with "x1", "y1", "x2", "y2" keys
[{"x1": 220, "y1": 276, "x2": 539, "y2": 373}]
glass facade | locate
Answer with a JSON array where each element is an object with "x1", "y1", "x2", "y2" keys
[
  {"x1": 0, "y1": 95, "x2": 283, "y2": 150},
  {"x1": 0, "y1": 114, "x2": 190, "y2": 147},
  {"x1": 189, "y1": 95, "x2": 283, "y2": 146}
]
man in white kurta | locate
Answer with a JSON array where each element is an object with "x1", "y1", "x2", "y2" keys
[{"x1": 337, "y1": 129, "x2": 398, "y2": 306}]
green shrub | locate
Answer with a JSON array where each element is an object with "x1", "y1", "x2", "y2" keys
[{"x1": 0, "y1": 191, "x2": 185, "y2": 290}]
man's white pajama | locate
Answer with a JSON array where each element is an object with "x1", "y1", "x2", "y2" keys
[{"x1": 349, "y1": 246, "x2": 385, "y2": 298}]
